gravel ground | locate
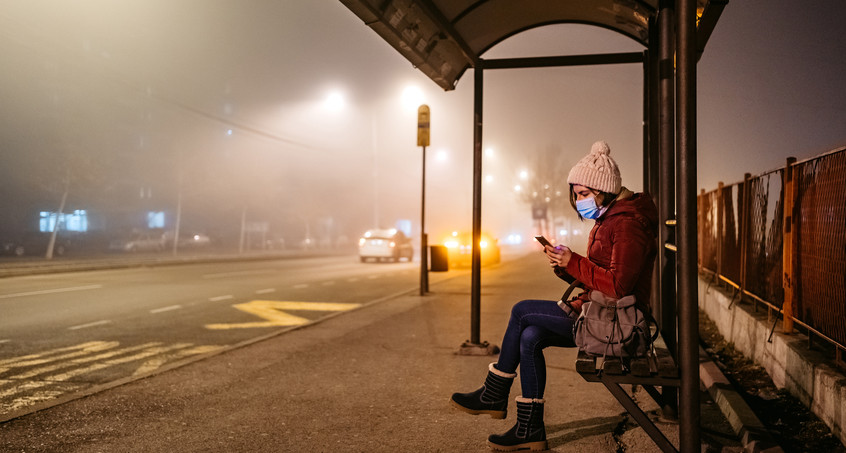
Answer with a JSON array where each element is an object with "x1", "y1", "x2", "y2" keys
[{"x1": 699, "y1": 312, "x2": 846, "y2": 453}]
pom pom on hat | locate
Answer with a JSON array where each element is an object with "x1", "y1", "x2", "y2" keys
[{"x1": 566, "y1": 141, "x2": 622, "y2": 194}]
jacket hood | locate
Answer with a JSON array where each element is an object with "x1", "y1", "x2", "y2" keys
[{"x1": 601, "y1": 189, "x2": 659, "y2": 236}]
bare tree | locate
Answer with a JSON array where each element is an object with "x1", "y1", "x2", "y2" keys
[{"x1": 517, "y1": 144, "x2": 572, "y2": 238}]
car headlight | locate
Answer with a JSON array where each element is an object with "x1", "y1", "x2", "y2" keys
[{"x1": 444, "y1": 240, "x2": 459, "y2": 248}]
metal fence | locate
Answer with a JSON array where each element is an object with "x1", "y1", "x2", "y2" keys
[{"x1": 698, "y1": 146, "x2": 846, "y2": 356}]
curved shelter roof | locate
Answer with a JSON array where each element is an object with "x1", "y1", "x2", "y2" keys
[{"x1": 340, "y1": 0, "x2": 725, "y2": 90}]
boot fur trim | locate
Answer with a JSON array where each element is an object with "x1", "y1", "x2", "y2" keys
[
  {"x1": 489, "y1": 362, "x2": 517, "y2": 379},
  {"x1": 515, "y1": 396, "x2": 545, "y2": 404}
]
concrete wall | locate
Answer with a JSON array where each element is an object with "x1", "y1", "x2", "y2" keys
[{"x1": 698, "y1": 275, "x2": 846, "y2": 446}]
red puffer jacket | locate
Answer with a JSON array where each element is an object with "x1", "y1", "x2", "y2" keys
[{"x1": 555, "y1": 188, "x2": 658, "y2": 313}]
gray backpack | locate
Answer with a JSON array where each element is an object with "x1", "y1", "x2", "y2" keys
[
  {"x1": 562, "y1": 281, "x2": 656, "y2": 359},
  {"x1": 573, "y1": 290, "x2": 656, "y2": 358}
]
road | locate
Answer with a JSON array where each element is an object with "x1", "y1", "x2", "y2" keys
[{"x1": 0, "y1": 255, "x2": 453, "y2": 417}]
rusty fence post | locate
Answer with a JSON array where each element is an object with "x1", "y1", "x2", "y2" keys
[
  {"x1": 739, "y1": 174, "x2": 751, "y2": 305},
  {"x1": 782, "y1": 157, "x2": 797, "y2": 334}
]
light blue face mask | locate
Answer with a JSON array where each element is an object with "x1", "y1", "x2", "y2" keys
[{"x1": 576, "y1": 196, "x2": 602, "y2": 220}]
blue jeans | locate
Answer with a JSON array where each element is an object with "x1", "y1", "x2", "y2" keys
[{"x1": 495, "y1": 299, "x2": 576, "y2": 399}]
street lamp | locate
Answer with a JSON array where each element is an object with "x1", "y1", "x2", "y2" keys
[
  {"x1": 402, "y1": 86, "x2": 424, "y2": 111},
  {"x1": 324, "y1": 90, "x2": 346, "y2": 111}
]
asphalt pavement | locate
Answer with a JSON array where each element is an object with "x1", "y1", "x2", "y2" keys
[{"x1": 0, "y1": 253, "x2": 768, "y2": 452}]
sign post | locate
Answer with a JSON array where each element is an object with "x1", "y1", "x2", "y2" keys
[{"x1": 418, "y1": 105, "x2": 430, "y2": 295}]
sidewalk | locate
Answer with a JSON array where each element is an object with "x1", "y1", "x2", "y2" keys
[{"x1": 0, "y1": 254, "x2": 748, "y2": 452}]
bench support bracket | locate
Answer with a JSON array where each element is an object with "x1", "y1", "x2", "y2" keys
[{"x1": 600, "y1": 377, "x2": 679, "y2": 453}]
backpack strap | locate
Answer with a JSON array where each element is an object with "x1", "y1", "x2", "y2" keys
[{"x1": 560, "y1": 279, "x2": 584, "y2": 304}]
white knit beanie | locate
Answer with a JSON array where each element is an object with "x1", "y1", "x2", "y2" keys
[{"x1": 566, "y1": 141, "x2": 622, "y2": 194}]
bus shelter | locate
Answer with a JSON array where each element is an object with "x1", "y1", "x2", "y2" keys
[{"x1": 339, "y1": 1, "x2": 728, "y2": 451}]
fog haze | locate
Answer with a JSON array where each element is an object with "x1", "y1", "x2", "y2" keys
[{"x1": 1, "y1": 0, "x2": 844, "y2": 250}]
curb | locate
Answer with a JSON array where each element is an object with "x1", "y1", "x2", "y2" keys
[{"x1": 699, "y1": 346, "x2": 784, "y2": 453}]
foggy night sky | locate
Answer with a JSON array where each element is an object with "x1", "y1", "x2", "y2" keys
[{"x1": 0, "y1": 0, "x2": 844, "y2": 244}]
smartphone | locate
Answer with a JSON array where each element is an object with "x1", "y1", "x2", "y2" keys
[{"x1": 534, "y1": 235, "x2": 552, "y2": 247}]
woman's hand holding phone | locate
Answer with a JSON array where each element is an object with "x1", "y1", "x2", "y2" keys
[{"x1": 535, "y1": 235, "x2": 572, "y2": 268}]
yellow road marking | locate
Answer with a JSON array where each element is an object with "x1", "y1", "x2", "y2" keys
[
  {"x1": 132, "y1": 345, "x2": 223, "y2": 376},
  {"x1": 0, "y1": 341, "x2": 118, "y2": 373},
  {"x1": 205, "y1": 300, "x2": 362, "y2": 330},
  {"x1": 9, "y1": 343, "x2": 160, "y2": 380},
  {"x1": 3, "y1": 387, "x2": 76, "y2": 413},
  {"x1": 1, "y1": 341, "x2": 225, "y2": 413},
  {"x1": 0, "y1": 341, "x2": 109, "y2": 367},
  {"x1": 42, "y1": 343, "x2": 193, "y2": 382}
]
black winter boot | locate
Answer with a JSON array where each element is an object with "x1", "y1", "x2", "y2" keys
[
  {"x1": 450, "y1": 363, "x2": 517, "y2": 419},
  {"x1": 487, "y1": 397, "x2": 547, "y2": 451}
]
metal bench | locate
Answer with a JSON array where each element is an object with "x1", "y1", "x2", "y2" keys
[{"x1": 575, "y1": 334, "x2": 680, "y2": 453}]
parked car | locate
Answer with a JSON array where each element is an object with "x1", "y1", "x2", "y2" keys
[
  {"x1": 176, "y1": 233, "x2": 212, "y2": 248},
  {"x1": 246, "y1": 235, "x2": 285, "y2": 251},
  {"x1": 358, "y1": 228, "x2": 413, "y2": 262},
  {"x1": 441, "y1": 231, "x2": 501, "y2": 267},
  {"x1": 0, "y1": 233, "x2": 71, "y2": 257},
  {"x1": 108, "y1": 233, "x2": 166, "y2": 253},
  {"x1": 0, "y1": 239, "x2": 26, "y2": 257}
]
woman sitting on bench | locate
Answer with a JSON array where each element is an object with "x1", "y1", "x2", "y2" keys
[{"x1": 450, "y1": 140, "x2": 659, "y2": 451}]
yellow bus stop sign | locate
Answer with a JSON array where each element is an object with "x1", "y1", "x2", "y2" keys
[{"x1": 417, "y1": 104, "x2": 430, "y2": 147}]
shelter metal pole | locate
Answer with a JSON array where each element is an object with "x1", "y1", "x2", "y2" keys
[
  {"x1": 659, "y1": 0, "x2": 678, "y2": 420},
  {"x1": 643, "y1": 50, "x2": 665, "y2": 343},
  {"x1": 643, "y1": 51, "x2": 658, "y2": 319},
  {"x1": 647, "y1": 18, "x2": 660, "y2": 319},
  {"x1": 646, "y1": 35, "x2": 665, "y2": 418},
  {"x1": 470, "y1": 67, "x2": 483, "y2": 345},
  {"x1": 458, "y1": 66, "x2": 498, "y2": 356},
  {"x1": 677, "y1": 0, "x2": 700, "y2": 451}
]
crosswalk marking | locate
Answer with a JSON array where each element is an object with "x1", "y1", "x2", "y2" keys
[{"x1": 205, "y1": 300, "x2": 362, "y2": 330}]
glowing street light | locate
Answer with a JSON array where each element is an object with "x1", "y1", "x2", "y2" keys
[
  {"x1": 324, "y1": 90, "x2": 346, "y2": 111},
  {"x1": 402, "y1": 86, "x2": 424, "y2": 111}
]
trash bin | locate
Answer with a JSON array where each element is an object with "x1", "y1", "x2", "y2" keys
[{"x1": 429, "y1": 245, "x2": 449, "y2": 272}]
